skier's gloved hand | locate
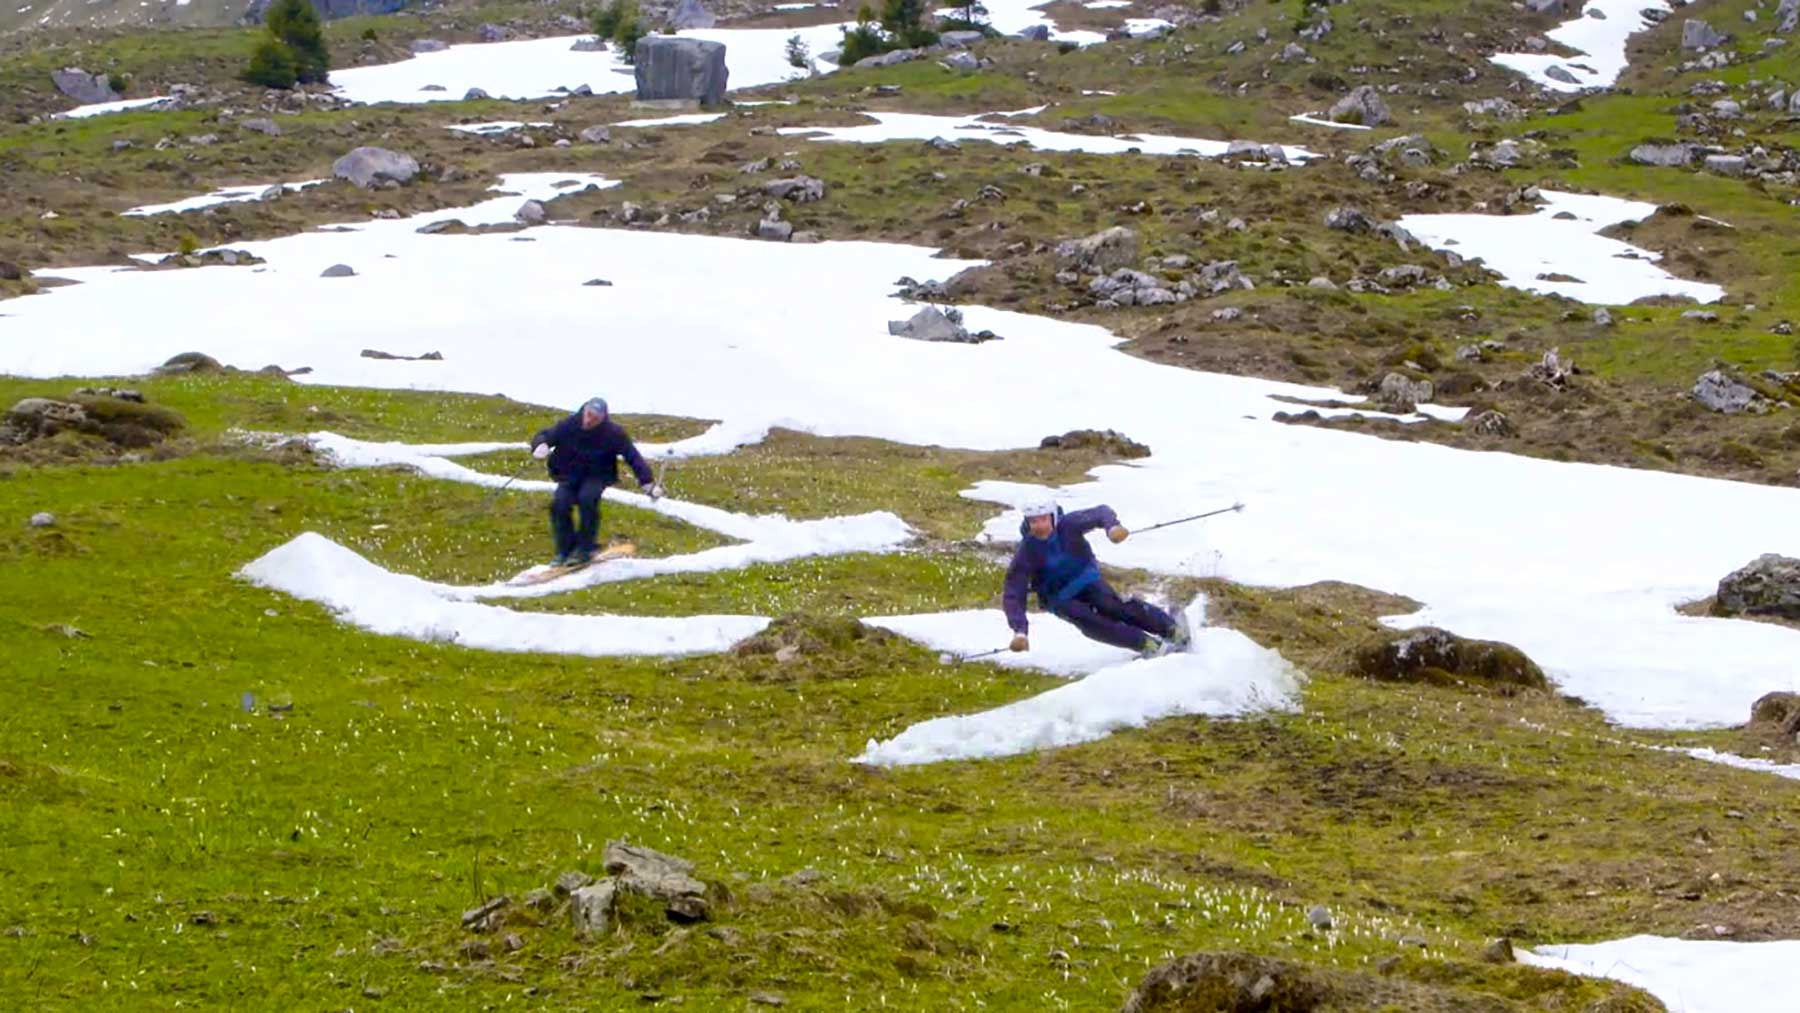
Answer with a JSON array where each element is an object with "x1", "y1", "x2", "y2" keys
[
  {"x1": 532, "y1": 443, "x2": 552, "y2": 460},
  {"x1": 646, "y1": 482, "x2": 666, "y2": 501},
  {"x1": 1107, "y1": 525, "x2": 1129, "y2": 544},
  {"x1": 1009, "y1": 634, "x2": 1029, "y2": 653}
]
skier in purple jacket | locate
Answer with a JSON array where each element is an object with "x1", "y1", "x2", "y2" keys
[{"x1": 1003, "y1": 500, "x2": 1188, "y2": 658}]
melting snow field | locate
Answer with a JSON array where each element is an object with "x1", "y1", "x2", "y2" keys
[
  {"x1": 782, "y1": 112, "x2": 1318, "y2": 161},
  {"x1": 1398, "y1": 189, "x2": 1724, "y2": 306},
  {"x1": 1520, "y1": 936, "x2": 1799, "y2": 1013},
  {"x1": 5, "y1": 166, "x2": 1800, "y2": 740},
  {"x1": 1490, "y1": 0, "x2": 1672, "y2": 93},
  {"x1": 123, "y1": 180, "x2": 329, "y2": 217}
]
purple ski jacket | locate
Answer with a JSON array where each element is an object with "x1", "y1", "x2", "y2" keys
[{"x1": 1002, "y1": 505, "x2": 1121, "y2": 634}]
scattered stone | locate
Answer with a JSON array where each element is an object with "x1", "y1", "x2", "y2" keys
[
  {"x1": 320, "y1": 264, "x2": 357, "y2": 278},
  {"x1": 514, "y1": 200, "x2": 547, "y2": 224},
  {"x1": 1054, "y1": 226, "x2": 1139, "y2": 275},
  {"x1": 888, "y1": 305, "x2": 992, "y2": 343},
  {"x1": 1039, "y1": 429, "x2": 1149, "y2": 457},
  {"x1": 1683, "y1": 19, "x2": 1727, "y2": 51},
  {"x1": 523, "y1": 888, "x2": 555, "y2": 911},
  {"x1": 1305, "y1": 906, "x2": 1333, "y2": 931},
  {"x1": 584, "y1": 278, "x2": 614, "y2": 287},
  {"x1": 464, "y1": 88, "x2": 491, "y2": 101},
  {"x1": 1713, "y1": 555, "x2": 1800, "y2": 620},
  {"x1": 570, "y1": 881, "x2": 617, "y2": 938},
  {"x1": 156, "y1": 352, "x2": 223, "y2": 375},
  {"x1": 1469, "y1": 410, "x2": 1516, "y2": 438},
  {"x1": 749, "y1": 993, "x2": 786, "y2": 1007},
  {"x1": 1629, "y1": 142, "x2": 1697, "y2": 167},
  {"x1": 359, "y1": 348, "x2": 443, "y2": 361},
  {"x1": 1462, "y1": 97, "x2": 1522, "y2": 119},
  {"x1": 755, "y1": 215, "x2": 793, "y2": 241},
  {"x1": 1324, "y1": 206, "x2": 1375, "y2": 233},
  {"x1": 410, "y1": 39, "x2": 448, "y2": 53},
  {"x1": 942, "y1": 51, "x2": 980, "y2": 72},
  {"x1": 1376, "y1": 265, "x2": 1431, "y2": 289},
  {"x1": 578, "y1": 125, "x2": 612, "y2": 144},
  {"x1": 635, "y1": 37, "x2": 729, "y2": 106},
  {"x1": 1349, "y1": 627, "x2": 1548, "y2": 690},
  {"x1": 477, "y1": 22, "x2": 509, "y2": 42},
  {"x1": 1481, "y1": 938, "x2": 1516, "y2": 964},
  {"x1": 52, "y1": 67, "x2": 118, "y2": 105},
  {"x1": 240, "y1": 118, "x2": 282, "y2": 137},
  {"x1": 1375, "y1": 372, "x2": 1433, "y2": 412},
  {"x1": 332, "y1": 146, "x2": 420, "y2": 189},
  {"x1": 1692, "y1": 370, "x2": 1764, "y2": 414},
  {"x1": 1545, "y1": 65, "x2": 1582, "y2": 85},
  {"x1": 555, "y1": 870, "x2": 595, "y2": 897},
  {"x1": 1017, "y1": 25, "x2": 1050, "y2": 41},
  {"x1": 1524, "y1": 348, "x2": 1576, "y2": 388},
  {"x1": 28, "y1": 512, "x2": 55, "y2": 528},
  {"x1": 1704, "y1": 154, "x2": 1748, "y2": 177},
  {"x1": 461, "y1": 895, "x2": 509, "y2": 932},
  {"x1": 1593, "y1": 307, "x2": 1614, "y2": 327},
  {"x1": 1327, "y1": 85, "x2": 1393, "y2": 127},
  {"x1": 1750, "y1": 691, "x2": 1800, "y2": 732},
  {"x1": 604, "y1": 840, "x2": 709, "y2": 921}
]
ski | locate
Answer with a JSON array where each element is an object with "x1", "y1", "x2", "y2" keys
[{"x1": 507, "y1": 541, "x2": 637, "y2": 587}]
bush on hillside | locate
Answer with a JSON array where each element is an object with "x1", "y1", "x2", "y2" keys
[{"x1": 243, "y1": 0, "x2": 329, "y2": 89}]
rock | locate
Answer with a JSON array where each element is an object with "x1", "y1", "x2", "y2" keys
[
  {"x1": 554, "y1": 871, "x2": 594, "y2": 897},
  {"x1": 583, "y1": 278, "x2": 613, "y2": 287},
  {"x1": 28, "y1": 512, "x2": 55, "y2": 528},
  {"x1": 52, "y1": 68, "x2": 119, "y2": 105},
  {"x1": 464, "y1": 88, "x2": 490, "y2": 101},
  {"x1": 1713, "y1": 555, "x2": 1800, "y2": 620},
  {"x1": 157, "y1": 352, "x2": 223, "y2": 374},
  {"x1": 1039, "y1": 428, "x2": 1150, "y2": 457},
  {"x1": 359, "y1": 348, "x2": 443, "y2": 361},
  {"x1": 1683, "y1": 19, "x2": 1727, "y2": 51},
  {"x1": 1704, "y1": 154, "x2": 1748, "y2": 176},
  {"x1": 856, "y1": 48, "x2": 925, "y2": 69},
  {"x1": 1055, "y1": 226, "x2": 1139, "y2": 275},
  {"x1": 1462, "y1": 97, "x2": 1522, "y2": 119},
  {"x1": 762, "y1": 176, "x2": 826, "y2": 202},
  {"x1": 522, "y1": 888, "x2": 555, "y2": 911},
  {"x1": 1327, "y1": 86, "x2": 1393, "y2": 127},
  {"x1": 1481, "y1": 938, "x2": 1516, "y2": 964},
  {"x1": 1376, "y1": 372, "x2": 1433, "y2": 411},
  {"x1": 1324, "y1": 206, "x2": 1375, "y2": 233},
  {"x1": 942, "y1": 51, "x2": 980, "y2": 72},
  {"x1": 888, "y1": 305, "x2": 985, "y2": 343},
  {"x1": 941, "y1": 30, "x2": 985, "y2": 47},
  {"x1": 791, "y1": 231, "x2": 822, "y2": 244},
  {"x1": 1545, "y1": 65, "x2": 1581, "y2": 85},
  {"x1": 477, "y1": 22, "x2": 509, "y2": 43},
  {"x1": 1469, "y1": 410, "x2": 1516, "y2": 437},
  {"x1": 1525, "y1": 0, "x2": 1568, "y2": 12},
  {"x1": 1750, "y1": 691, "x2": 1800, "y2": 729},
  {"x1": 1017, "y1": 25, "x2": 1050, "y2": 41},
  {"x1": 1349, "y1": 627, "x2": 1548, "y2": 690},
  {"x1": 1692, "y1": 370, "x2": 1764, "y2": 414},
  {"x1": 332, "y1": 147, "x2": 420, "y2": 189},
  {"x1": 514, "y1": 200, "x2": 547, "y2": 224},
  {"x1": 410, "y1": 39, "x2": 448, "y2": 53},
  {"x1": 569, "y1": 881, "x2": 617, "y2": 938},
  {"x1": 578, "y1": 125, "x2": 612, "y2": 144},
  {"x1": 1121, "y1": 951, "x2": 1532, "y2": 1012},
  {"x1": 1376, "y1": 265, "x2": 1431, "y2": 289},
  {"x1": 756, "y1": 216, "x2": 793, "y2": 241},
  {"x1": 603, "y1": 840, "x2": 709, "y2": 921},
  {"x1": 1197, "y1": 260, "x2": 1252, "y2": 294},
  {"x1": 1524, "y1": 348, "x2": 1576, "y2": 388},
  {"x1": 1593, "y1": 307, "x2": 1614, "y2": 327},
  {"x1": 571, "y1": 37, "x2": 608, "y2": 52},
  {"x1": 635, "y1": 37, "x2": 728, "y2": 106},
  {"x1": 320, "y1": 264, "x2": 357, "y2": 278},
  {"x1": 668, "y1": 0, "x2": 716, "y2": 30},
  {"x1": 1305, "y1": 906, "x2": 1332, "y2": 931},
  {"x1": 461, "y1": 895, "x2": 509, "y2": 932},
  {"x1": 240, "y1": 118, "x2": 282, "y2": 137},
  {"x1": 1308, "y1": 276, "x2": 1337, "y2": 290},
  {"x1": 748, "y1": 993, "x2": 786, "y2": 1007},
  {"x1": 1782, "y1": 0, "x2": 1799, "y2": 33}
]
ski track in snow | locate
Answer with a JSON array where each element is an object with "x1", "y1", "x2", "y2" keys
[
  {"x1": 1520, "y1": 935, "x2": 1800, "y2": 1013},
  {"x1": 1490, "y1": 0, "x2": 1672, "y2": 93},
  {"x1": 1398, "y1": 189, "x2": 1723, "y2": 306}
]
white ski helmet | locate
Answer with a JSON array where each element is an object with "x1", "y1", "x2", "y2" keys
[{"x1": 1020, "y1": 498, "x2": 1057, "y2": 520}]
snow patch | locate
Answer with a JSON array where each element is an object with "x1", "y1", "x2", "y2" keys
[
  {"x1": 1398, "y1": 189, "x2": 1724, "y2": 305},
  {"x1": 54, "y1": 95, "x2": 167, "y2": 119},
  {"x1": 1288, "y1": 112, "x2": 1373, "y2": 131},
  {"x1": 446, "y1": 120, "x2": 553, "y2": 135},
  {"x1": 1673, "y1": 746, "x2": 1800, "y2": 782},
  {"x1": 123, "y1": 180, "x2": 329, "y2": 217},
  {"x1": 1491, "y1": 0, "x2": 1672, "y2": 93},
  {"x1": 612, "y1": 112, "x2": 728, "y2": 128},
  {"x1": 1520, "y1": 935, "x2": 1800, "y2": 1013},
  {"x1": 782, "y1": 111, "x2": 1317, "y2": 161}
]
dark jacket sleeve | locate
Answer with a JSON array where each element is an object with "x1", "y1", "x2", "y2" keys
[
  {"x1": 1002, "y1": 548, "x2": 1034, "y2": 634},
  {"x1": 1062, "y1": 505, "x2": 1120, "y2": 535},
  {"x1": 533, "y1": 414, "x2": 576, "y2": 448},
  {"x1": 617, "y1": 428, "x2": 654, "y2": 487}
]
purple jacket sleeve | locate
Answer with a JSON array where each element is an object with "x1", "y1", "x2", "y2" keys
[
  {"x1": 618, "y1": 430, "x2": 654, "y2": 488},
  {"x1": 1062, "y1": 505, "x2": 1120, "y2": 536},
  {"x1": 1002, "y1": 548, "x2": 1033, "y2": 634}
]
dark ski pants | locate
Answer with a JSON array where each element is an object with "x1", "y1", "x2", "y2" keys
[
  {"x1": 551, "y1": 477, "x2": 609, "y2": 558},
  {"x1": 1051, "y1": 582, "x2": 1176, "y2": 651}
]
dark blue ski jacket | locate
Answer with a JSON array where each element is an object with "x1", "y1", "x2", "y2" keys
[
  {"x1": 1002, "y1": 505, "x2": 1120, "y2": 634},
  {"x1": 532, "y1": 414, "x2": 654, "y2": 488}
]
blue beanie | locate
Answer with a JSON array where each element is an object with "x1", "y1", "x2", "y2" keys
[{"x1": 582, "y1": 397, "x2": 608, "y2": 417}]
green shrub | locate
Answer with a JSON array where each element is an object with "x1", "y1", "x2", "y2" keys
[
  {"x1": 265, "y1": 0, "x2": 329, "y2": 84},
  {"x1": 244, "y1": 37, "x2": 298, "y2": 89}
]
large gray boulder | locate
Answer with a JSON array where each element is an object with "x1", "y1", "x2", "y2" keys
[
  {"x1": 332, "y1": 147, "x2": 420, "y2": 188},
  {"x1": 668, "y1": 0, "x2": 715, "y2": 30},
  {"x1": 1714, "y1": 555, "x2": 1800, "y2": 621},
  {"x1": 634, "y1": 36, "x2": 728, "y2": 106},
  {"x1": 1630, "y1": 142, "x2": 1697, "y2": 167},
  {"x1": 1328, "y1": 85, "x2": 1392, "y2": 127},
  {"x1": 1692, "y1": 370, "x2": 1763, "y2": 413},
  {"x1": 409, "y1": 38, "x2": 448, "y2": 53},
  {"x1": 1781, "y1": 0, "x2": 1798, "y2": 34},
  {"x1": 888, "y1": 306, "x2": 975, "y2": 342},
  {"x1": 1682, "y1": 19, "x2": 1726, "y2": 51},
  {"x1": 52, "y1": 68, "x2": 119, "y2": 105},
  {"x1": 762, "y1": 176, "x2": 825, "y2": 203},
  {"x1": 1054, "y1": 226, "x2": 1139, "y2": 275}
]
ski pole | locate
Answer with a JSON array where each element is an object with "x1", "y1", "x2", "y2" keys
[
  {"x1": 1134, "y1": 501, "x2": 1245, "y2": 535},
  {"x1": 478, "y1": 454, "x2": 536, "y2": 511},
  {"x1": 939, "y1": 646, "x2": 1010, "y2": 665}
]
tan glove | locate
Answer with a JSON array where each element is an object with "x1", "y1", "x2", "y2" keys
[
  {"x1": 1009, "y1": 634, "x2": 1029, "y2": 653},
  {"x1": 1107, "y1": 525, "x2": 1129, "y2": 544}
]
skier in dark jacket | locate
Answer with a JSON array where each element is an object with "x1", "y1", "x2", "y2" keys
[
  {"x1": 529, "y1": 397, "x2": 662, "y2": 565},
  {"x1": 1002, "y1": 500, "x2": 1186, "y2": 658}
]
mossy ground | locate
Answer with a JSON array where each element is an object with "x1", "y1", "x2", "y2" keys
[{"x1": 2, "y1": 374, "x2": 1795, "y2": 1011}]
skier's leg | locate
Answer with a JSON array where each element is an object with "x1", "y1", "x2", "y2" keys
[
  {"x1": 1055, "y1": 596, "x2": 1155, "y2": 651},
  {"x1": 549, "y1": 482, "x2": 578, "y2": 559},
  {"x1": 574, "y1": 477, "x2": 607, "y2": 556},
  {"x1": 1090, "y1": 582, "x2": 1177, "y2": 638}
]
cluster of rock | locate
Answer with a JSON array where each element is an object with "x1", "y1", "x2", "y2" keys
[
  {"x1": 1039, "y1": 429, "x2": 1150, "y2": 458},
  {"x1": 842, "y1": 30, "x2": 997, "y2": 71},
  {"x1": 1050, "y1": 227, "x2": 1256, "y2": 309},
  {"x1": 456, "y1": 840, "x2": 709, "y2": 958},
  {"x1": 153, "y1": 249, "x2": 264, "y2": 270},
  {"x1": 886, "y1": 305, "x2": 996, "y2": 343},
  {"x1": 1326, "y1": 85, "x2": 1394, "y2": 127},
  {"x1": 2, "y1": 389, "x2": 185, "y2": 450},
  {"x1": 1691, "y1": 367, "x2": 1800, "y2": 414}
]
